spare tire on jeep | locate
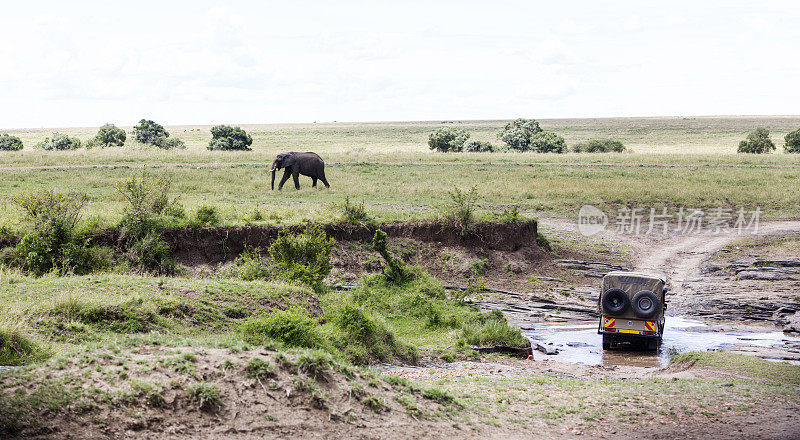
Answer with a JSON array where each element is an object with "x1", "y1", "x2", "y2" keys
[
  {"x1": 632, "y1": 290, "x2": 660, "y2": 319},
  {"x1": 601, "y1": 288, "x2": 629, "y2": 316}
]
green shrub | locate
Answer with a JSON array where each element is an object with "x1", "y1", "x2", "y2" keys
[
  {"x1": 462, "y1": 139, "x2": 494, "y2": 152},
  {"x1": 208, "y1": 125, "x2": 253, "y2": 151},
  {"x1": 529, "y1": 131, "x2": 567, "y2": 153},
  {"x1": 245, "y1": 357, "x2": 276, "y2": 380},
  {"x1": 240, "y1": 308, "x2": 322, "y2": 348},
  {"x1": 573, "y1": 138, "x2": 625, "y2": 153},
  {"x1": 116, "y1": 173, "x2": 181, "y2": 274},
  {"x1": 189, "y1": 382, "x2": 221, "y2": 411},
  {"x1": 37, "y1": 133, "x2": 81, "y2": 150},
  {"x1": 0, "y1": 323, "x2": 44, "y2": 366},
  {"x1": 495, "y1": 206, "x2": 521, "y2": 224},
  {"x1": 738, "y1": 128, "x2": 775, "y2": 154},
  {"x1": 194, "y1": 205, "x2": 220, "y2": 226},
  {"x1": 133, "y1": 119, "x2": 169, "y2": 146},
  {"x1": 0, "y1": 134, "x2": 23, "y2": 151},
  {"x1": 497, "y1": 118, "x2": 542, "y2": 151},
  {"x1": 785, "y1": 128, "x2": 800, "y2": 153},
  {"x1": 117, "y1": 172, "x2": 178, "y2": 239},
  {"x1": 229, "y1": 247, "x2": 270, "y2": 280},
  {"x1": 443, "y1": 186, "x2": 478, "y2": 236},
  {"x1": 1, "y1": 190, "x2": 113, "y2": 275},
  {"x1": 297, "y1": 349, "x2": 334, "y2": 379},
  {"x1": 89, "y1": 124, "x2": 126, "y2": 148},
  {"x1": 456, "y1": 318, "x2": 528, "y2": 348},
  {"x1": 428, "y1": 127, "x2": 470, "y2": 152},
  {"x1": 269, "y1": 225, "x2": 335, "y2": 292},
  {"x1": 125, "y1": 232, "x2": 175, "y2": 274},
  {"x1": 161, "y1": 137, "x2": 185, "y2": 150},
  {"x1": 372, "y1": 229, "x2": 411, "y2": 282},
  {"x1": 341, "y1": 197, "x2": 371, "y2": 225},
  {"x1": 331, "y1": 303, "x2": 411, "y2": 363}
]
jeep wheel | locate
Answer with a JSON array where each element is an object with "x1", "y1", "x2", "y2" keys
[
  {"x1": 602, "y1": 334, "x2": 613, "y2": 350},
  {"x1": 601, "y1": 288, "x2": 630, "y2": 316},
  {"x1": 632, "y1": 290, "x2": 660, "y2": 319}
]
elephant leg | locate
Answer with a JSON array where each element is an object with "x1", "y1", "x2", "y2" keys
[
  {"x1": 312, "y1": 177, "x2": 318, "y2": 187},
  {"x1": 292, "y1": 168, "x2": 300, "y2": 190},
  {"x1": 320, "y1": 171, "x2": 330, "y2": 188},
  {"x1": 278, "y1": 169, "x2": 291, "y2": 190}
]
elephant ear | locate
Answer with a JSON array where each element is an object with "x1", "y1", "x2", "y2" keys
[{"x1": 283, "y1": 155, "x2": 296, "y2": 167}]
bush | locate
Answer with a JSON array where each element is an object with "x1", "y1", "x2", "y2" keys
[
  {"x1": 124, "y1": 231, "x2": 175, "y2": 274},
  {"x1": 456, "y1": 318, "x2": 529, "y2": 348},
  {"x1": 785, "y1": 128, "x2": 800, "y2": 153},
  {"x1": 89, "y1": 124, "x2": 126, "y2": 148},
  {"x1": 428, "y1": 127, "x2": 470, "y2": 152},
  {"x1": 37, "y1": 134, "x2": 81, "y2": 151},
  {"x1": 340, "y1": 197, "x2": 371, "y2": 225},
  {"x1": 462, "y1": 140, "x2": 494, "y2": 152},
  {"x1": 194, "y1": 205, "x2": 220, "y2": 226},
  {"x1": 118, "y1": 173, "x2": 180, "y2": 240},
  {"x1": 372, "y1": 229, "x2": 411, "y2": 283},
  {"x1": 189, "y1": 382, "x2": 221, "y2": 412},
  {"x1": 573, "y1": 138, "x2": 625, "y2": 153},
  {"x1": 738, "y1": 128, "x2": 775, "y2": 154},
  {"x1": 117, "y1": 173, "x2": 182, "y2": 274},
  {"x1": 443, "y1": 186, "x2": 478, "y2": 236},
  {"x1": 240, "y1": 308, "x2": 322, "y2": 348},
  {"x1": 528, "y1": 131, "x2": 567, "y2": 153},
  {"x1": 227, "y1": 247, "x2": 270, "y2": 281},
  {"x1": 497, "y1": 118, "x2": 542, "y2": 151},
  {"x1": 269, "y1": 225, "x2": 335, "y2": 292},
  {"x1": 0, "y1": 134, "x2": 23, "y2": 151},
  {"x1": 208, "y1": 125, "x2": 253, "y2": 151},
  {"x1": 133, "y1": 119, "x2": 169, "y2": 146},
  {"x1": 1, "y1": 190, "x2": 113, "y2": 276},
  {"x1": 331, "y1": 303, "x2": 411, "y2": 363},
  {"x1": 161, "y1": 137, "x2": 185, "y2": 150}
]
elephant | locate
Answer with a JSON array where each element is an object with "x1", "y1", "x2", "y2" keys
[{"x1": 271, "y1": 151, "x2": 330, "y2": 190}]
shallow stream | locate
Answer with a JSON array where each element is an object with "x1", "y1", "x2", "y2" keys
[{"x1": 525, "y1": 316, "x2": 800, "y2": 367}]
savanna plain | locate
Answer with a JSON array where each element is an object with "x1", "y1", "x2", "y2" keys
[{"x1": 1, "y1": 116, "x2": 799, "y2": 439}]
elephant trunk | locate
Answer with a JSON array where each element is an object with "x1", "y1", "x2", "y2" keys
[{"x1": 271, "y1": 168, "x2": 276, "y2": 190}]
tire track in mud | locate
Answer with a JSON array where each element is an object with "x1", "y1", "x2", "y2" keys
[{"x1": 1, "y1": 161, "x2": 799, "y2": 172}]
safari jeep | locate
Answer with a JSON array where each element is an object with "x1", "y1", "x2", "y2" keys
[{"x1": 597, "y1": 271, "x2": 667, "y2": 350}]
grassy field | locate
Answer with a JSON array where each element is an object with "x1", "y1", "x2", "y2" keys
[{"x1": 1, "y1": 117, "x2": 800, "y2": 229}]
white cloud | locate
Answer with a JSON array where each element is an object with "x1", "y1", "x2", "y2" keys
[{"x1": 0, "y1": 0, "x2": 799, "y2": 127}]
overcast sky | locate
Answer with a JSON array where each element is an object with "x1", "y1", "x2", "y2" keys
[{"x1": 1, "y1": 1, "x2": 798, "y2": 128}]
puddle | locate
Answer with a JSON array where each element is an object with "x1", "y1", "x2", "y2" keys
[{"x1": 524, "y1": 316, "x2": 800, "y2": 367}]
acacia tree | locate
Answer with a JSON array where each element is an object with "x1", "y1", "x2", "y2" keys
[
  {"x1": 133, "y1": 119, "x2": 169, "y2": 146},
  {"x1": 497, "y1": 118, "x2": 542, "y2": 151},
  {"x1": 208, "y1": 125, "x2": 253, "y2": 151},
  {"x1": 428, "y1": 127, "x2": 470, "y2": 152},
  {"x1": 785, "y1": 128, "x2": 800, "y2": 153},
  {"x1": 0, "y1": 134, "x2": 23, "y2": 151},
  {"x1": 737, "y1": 128, "x2": 775, "y2": 154},
  {"x1": 89, "y1": 124, "x2": 127, "y2": 148}
]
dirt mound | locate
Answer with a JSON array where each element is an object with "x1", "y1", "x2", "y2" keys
[
  {"x1": 157, "y1": 220, "x2": 540, "y2": 267},
  {"x1": 0, "y1": 346, "x2": 464, "y2": 439}
]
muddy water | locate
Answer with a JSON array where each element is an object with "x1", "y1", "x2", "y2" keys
[{"x1": 525, "y1": 316, "x2": 800, "y2": 367}]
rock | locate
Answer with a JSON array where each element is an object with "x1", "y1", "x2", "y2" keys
[
  {"x1": 701, "y1": 264, "x2": 724, "y2": 274},
  {"x1": 737, "y1": 267, "x2": 800, "y2": 281},
  {"x1": 784, "y1": 312, "x2": 800, "y2": 334},
  {"x1": 566, "y1": 342, "x2": 591, "y2": 348},
  {"x1": 535, "y1": 343, "x2": 559, "y2": 355},
  {"x1": 754, "y1": 258, "x2": 800, "y2": 267}
]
